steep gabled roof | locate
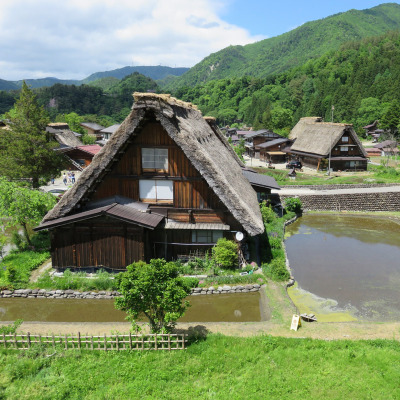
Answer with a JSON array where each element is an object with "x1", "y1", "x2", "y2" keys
[
  {"x1": 289, "y1": 117, "x2": 367, "y2": 158},
  {"x1": 42, "y1": 93, "x2": 264, "y2": 236}
]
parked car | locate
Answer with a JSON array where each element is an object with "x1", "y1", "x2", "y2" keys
[{"x1": 286, "y1": 160, "x2": 302, "y2": 169}]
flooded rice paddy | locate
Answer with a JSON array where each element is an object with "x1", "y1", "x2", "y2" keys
[
  {"x1": 285, "y1": 214, "x2": 400, "y2": 322},
  {"x1": 0, "y1": 292, "x2": 267, "y2": 323}
]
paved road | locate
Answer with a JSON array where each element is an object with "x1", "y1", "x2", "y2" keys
[{"x1": 272, "y1": 185, "x2": 400, "y2": 196}]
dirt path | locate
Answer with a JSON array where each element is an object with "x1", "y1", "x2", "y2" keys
[{"x1": 29, "y1": 259, "x2": 52, "y2": 282}]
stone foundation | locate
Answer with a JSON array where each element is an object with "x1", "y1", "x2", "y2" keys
[{"x1": 0, "y1": 285, "x2": 262, "y2": 299}]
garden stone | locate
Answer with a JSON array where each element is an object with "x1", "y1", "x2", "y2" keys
[
  {"x1": 236, "y1": 285, "x2": 244, "y2": 290},
  {"x1": 14, "y1": 289, "x2": 25, "y2": 294},
  {"x1": 38, "y1": 289, "x2": 47, "y2": 294},
  {"x1": 217, "y1": 287, "x2": 223, "y2": 291},
  {"x1": 191, "y1": 293, "x2": 200, "y2": 296},
  {"x1": 253, "y1": 284, "x2": 261, "y2": 289},
  {"x1": 193, "y1": 288, "x2": 202, "y2": 293},
  {"x1": 31, "y1": 289, "x2": 39, "y2": 294},
  {"x1": 86, "y1": 295, "x2": 94, "y2": 299},
  {"x1": 250, "y1": 288, "x2": 258, "y2": 292},
  {"x1": 244, "y1": 284, "x2": 253, "y2": 290},
  {"x1": 212, "y1": 291, "x2": 220, "y2": 294},
  {"x1": 208, "y1": 286, "x2": 215, "y2": 291},
  {"x1": 64, "y1": 290, "x2": 74, "y2": 294},
  {"x1": 229, "y1": 290, "x2": 235, "y2": 293},
  {"x1": 55, "y1": 290, "x2": 64, "y2": 294},
  {"x1": 222, "y1": 285, "x2": 231, "y2": 291},
  {"x1": 98, "y1": 291, "x2": 106, "y2": 295},
  {"x1": 2, "y1": 290, "x2": 12, "y2": 295},
  {"x1": 242, "y1": 289, "x2": 249, "y2": 293}
]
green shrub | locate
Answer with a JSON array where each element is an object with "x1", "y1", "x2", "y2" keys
[
  {"x1": 268, "y1": 236, "x2": 282, "y2": 250},
  {"x1": 260, "y1": 202, "x2": 276, "y2": 224},
  {"x1": 263, "y1": 258, "x2": 290, "y2": 281},
  {"x1": 0, "y1": 319, "x2": 23, "y2": 334},
  {"x1": 211, "y1": 238, "x2": 238, "y2": 269},
  {"x1": 284, "y1": 197, "x2": 302, "y2": 214}
]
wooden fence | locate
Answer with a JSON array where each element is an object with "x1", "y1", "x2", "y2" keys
[{"x1": 0, "y1": 332, "x2": 187, "y2": 351}]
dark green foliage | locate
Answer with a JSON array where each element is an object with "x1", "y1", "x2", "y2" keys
[
  {"x1": 167, "y1": 3, "x2": 400, "y2": 90},
  {"x1": 263, "y1": 259, "x2": 290, "y2": 281},
  {"x1": 0, "y1": 82, "x2": 63, "y2": 187},
  {"x1": 81, "y1": 134, "x2": 96, "y2": 145},
  {"x1": 211, "y1": 238, "x2": 238, "y2": 269},
  {"x1": 284, "y1": 197, "x2": 302, "y2": 214},
  {"x1": 172, "y1": 31, "x2": 400, "y2": 134},
  {"x1": 115, "y1": 259, "x2": 192, "y2": 333},
  {"x1": 0, "y1": 90, "x2": 16, "y2": 113}
]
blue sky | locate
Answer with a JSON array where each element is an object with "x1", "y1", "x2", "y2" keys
[
  {"x1": 222, "y1": 0, "x2": 396, "y2": 37},
  {"x1": 0, "y1": 0, "x2": 398, "y2": 80}
]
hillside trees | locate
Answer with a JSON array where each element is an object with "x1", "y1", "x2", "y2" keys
[{"x1": 0, "y1": 82, "x2": 63, "y2": 188}]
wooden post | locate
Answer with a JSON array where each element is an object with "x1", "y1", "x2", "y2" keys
[
  {"x1": 27, "y1": 332, "x2": 31, "y2": 348},
  {"x1": 141, "y1": 335, "x2": 144, "y2": 350},
  {"x1": 3, "y1": 333, "x2": 6, "y2": 349},
  {"x1": 91, "y1": 335, "x2": 94, "y2": 350},
  {"x1": 78, "y1": 332, "x2": 81, "y2": 350},
  {"x1": 129, "y1": 332, "x2": 132, "y2": 350},
  {"x1": 155, "y1": 334, "x2": 158, "y2": 351},
  {"x1": 104, "y1": 334, "x2": 107, "y2": 351},
  {"x1": 14, "y1": 333, "x2": 17, "y2": 349},
  {"x1": 39, "y1": 334, "x2": 42, "y2": 347},
  {"x1": 52, "y1": 334, "x2": 55, "y2": 349},
  {"x1": 317, "y1": 158, "x2": 321, "y2": 172},
  {"x1": 168, "y1": 334, "x2": 171, "y2": 351},
  {"x1": 116, "y1": 335, "x2": 119, "y2": 351},
  {"x1": 65, "y1": 335, "x2": 68, "y2": 350}
]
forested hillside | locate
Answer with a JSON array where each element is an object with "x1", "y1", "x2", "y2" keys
[
  {"x1": 167, "y1": 3, "x2": 400, "y2": 90},
  {"x1": 173, "y1": 31, "x2": 400, "y2": 136}
]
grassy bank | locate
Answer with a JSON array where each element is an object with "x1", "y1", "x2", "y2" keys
[
  {"x1": 0, "y1": 335, "x2": 399, "y2": 399},
  {"x1": 254, "y1": 164, "x2": 400, "y2": 186}
]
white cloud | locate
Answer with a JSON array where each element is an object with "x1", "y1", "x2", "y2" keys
[{"x1": 0, "y1": 0, "x2": 264, "y2": 80}]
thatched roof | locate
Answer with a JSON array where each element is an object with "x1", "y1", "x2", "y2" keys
[
  {"x1": 289, "y1": 117, "x2": 367, "y2": 157},
  {"x1": 42, "y1": 93, "x2": 264, "y2": 236}
]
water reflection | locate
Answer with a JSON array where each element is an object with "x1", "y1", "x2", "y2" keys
[{"x1": 286, "y1": 214, "x2": 400, "y2": 321}]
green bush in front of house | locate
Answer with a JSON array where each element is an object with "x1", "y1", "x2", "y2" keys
[
  {"x1": 284, "y1": 197, "x2": 302, "y2": 214},
  {"x1": 262, "y1": 258, "x2": 290, "y2": 282},
  {"x1": 211, "y1": 238, "x2": 238, "y2": 269}
]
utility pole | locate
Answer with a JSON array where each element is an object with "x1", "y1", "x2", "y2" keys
[{"x1": 328, "y1": 105, "x2": 334, "y2": 175}]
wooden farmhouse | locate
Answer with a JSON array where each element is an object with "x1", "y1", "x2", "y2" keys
[
  {"x1": 80, "y1": 122, "x2": 105, "y2": 140},
  {"x1": 287, "y1": 117, "x2": 368, "y2": 171},
  {"x1": 244, "y1": 130, "x2": 283, "y2": 159},
  {"x1": 36, "y1": 93, "x2": 265, "y2": 270},
  {"x1": 257, "y1": 138, "x2": 293, "y2": 164}
]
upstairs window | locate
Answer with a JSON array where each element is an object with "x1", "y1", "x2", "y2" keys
[
  {"x1": 142, "y1": 148, "x2": 168, "y2": 172},
  {"x1": 139, "y1": 180, "x2": 173, "y2": 203},
  {"x1": 341, "y1": 136, "x2": 349, "y2": 143},
  {"x1": 341, "y1": 146, "x2": 349, "y2": 152}
]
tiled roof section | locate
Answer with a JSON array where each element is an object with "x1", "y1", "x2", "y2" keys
[
  {"x1": 164, "y1": 222, "x2": 230, "y2": 230},
  {"x1": 35, "y1": 203, "x2": 163, "y2": 231},
  {"x1": 256, "y1": 138, "x2": 289, "y2": 149},
  {"x1": 100, "y1": 124, "x2": 121, "y2": 134},
  {"x1": 80, "y1": 122, "x2": 105, "y2": 131},
  {"x1": 242, "y1": 170, "x2": 280, "y2": 190},
  {"x1": 77, "y1": 145, "x2": 102, "y2": 155}
]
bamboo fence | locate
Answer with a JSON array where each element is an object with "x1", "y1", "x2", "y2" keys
[{"x1": 0, "y1": 332, "x2": 187, "y2": 351}]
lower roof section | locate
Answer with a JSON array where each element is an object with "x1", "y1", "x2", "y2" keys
[
  {"x1": 35, "y1": 203, "x2": 164, "y2": 231},
  {"x1": 164, "y1": 222, "x2": 230, "y2": 230}
]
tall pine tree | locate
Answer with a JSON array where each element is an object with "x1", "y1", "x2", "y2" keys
[{"x1": 0, "y1": 82, "x2": 63, "y2": 188}]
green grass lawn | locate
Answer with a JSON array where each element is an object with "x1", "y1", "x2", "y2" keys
[
  {"x1": 254, "y1": 164, "x2": 400, "y2": 186},
  {"x1": 0, "y1": 335, "x2": 399, "y2": 399}
]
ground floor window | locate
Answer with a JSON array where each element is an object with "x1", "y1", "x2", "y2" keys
[{"x1": 191, "y1": 230, "x2": 223, "y2": 243}]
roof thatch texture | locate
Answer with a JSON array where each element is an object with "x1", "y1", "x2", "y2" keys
[
  {"x1": 289, "y1": 117, "x2": 367, "y2": 157},
  {"x1": 42, "y1": 93, "x2": 263, "y2": 236},
  {"x1": 52, "y1": 129, "x2": 83, "y2": 147}
]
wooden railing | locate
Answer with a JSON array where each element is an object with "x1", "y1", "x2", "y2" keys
[{"x1": 0, "y1": 332, "x2": 187, "y2": 351}]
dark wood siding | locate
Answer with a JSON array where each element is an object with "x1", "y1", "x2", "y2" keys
[{"x1": 51, "y1": 220, "x2": 144, "y2": 270}]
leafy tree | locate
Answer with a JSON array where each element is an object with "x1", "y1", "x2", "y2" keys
[
  {"x1": 0, "y1": 178, "x2": 56, "y2": 246},
  {"x1": 232, "y1": 138, "x2": 246, "y2": 161},
  {"x1": 380, "y1": 99, "x2": 400, "y2": 134},
  {"x1": 211, "y1": 238, "x2": 238, "y2": 269},
  {"x1": 0, "y1": 82, "x2": 63, "y2": 188},
  {"x1": 115, "y1": 259, "x2": 192, "y2": 333}
]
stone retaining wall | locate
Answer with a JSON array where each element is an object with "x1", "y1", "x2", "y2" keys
[
  {"x1": 0, "y1": 285, "x2": 262, "y2": 299},
  {"x1": 280, "y1": 191, "x2": 400, "y2": 212}
]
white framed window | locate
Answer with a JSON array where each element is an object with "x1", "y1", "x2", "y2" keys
[
  {"x1": 191, "y1": 230, "x2": 223, "y2": 243},
  {"x1": 139, "y1": 180, "x2": 173, "y2": 203},
  {"x1": 341, "y1": 136, "x2": 349, "y2": 143},
  {"x1": 141, "y1": 148, "x2": 168, "y2": 172},
  {"x1": 341, "y1": 146, "x2": 348, "y2": 152}
]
